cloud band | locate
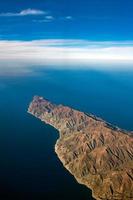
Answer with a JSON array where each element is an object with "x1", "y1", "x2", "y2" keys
[{"x1": 0, "y1": 39, "x2": 133, "y2": 73}]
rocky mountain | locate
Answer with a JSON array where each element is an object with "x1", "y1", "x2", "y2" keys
[{"x1": 28, "y1": 96, "x2": 133, "y2": 200}]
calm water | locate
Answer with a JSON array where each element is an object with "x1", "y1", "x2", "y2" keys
[{"x1": 0, "y1": 69, "x2": 133, "y2": 200}]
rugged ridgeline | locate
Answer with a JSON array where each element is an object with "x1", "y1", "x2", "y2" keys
[{"x1": 28, "y1": 96, "x2": 133, "y2": 200}]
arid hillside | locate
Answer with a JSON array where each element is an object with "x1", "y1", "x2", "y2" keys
[{"x1": 28, "y1": 96, "x2": 133, "y2": 200}]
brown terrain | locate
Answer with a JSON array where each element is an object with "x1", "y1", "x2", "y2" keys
[{"x1": 28, "y1": 96, "x2": 133, "y2": 200}]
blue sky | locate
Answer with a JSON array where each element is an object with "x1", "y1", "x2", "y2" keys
[
  {"x1": 0, "y1": 0, "x2": 133, "y2": 40},
  {"x1": 0, "y1": 0, "x2": 133, "y2": 74}
]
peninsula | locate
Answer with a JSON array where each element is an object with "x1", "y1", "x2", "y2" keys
[{"x1": 28, "y1": 96, "x2": 133, "y2": 200}]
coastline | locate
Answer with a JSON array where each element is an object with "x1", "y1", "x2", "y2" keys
[
  {"x1": 28, "y1": 110, "x2": 95, "y2": 199},
  {"x1": 28, "y1": 96, "x2": 133, "y2": 200}
]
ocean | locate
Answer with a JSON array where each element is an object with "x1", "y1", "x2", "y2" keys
[{"x1": 0, "y1": 68, "x2": 133, "y2": 200}]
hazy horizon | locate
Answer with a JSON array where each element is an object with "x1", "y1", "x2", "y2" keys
[{"x1": 0, "y1": 0, "x2": 133, "y2": 73}]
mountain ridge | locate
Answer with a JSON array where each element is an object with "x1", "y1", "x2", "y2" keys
[{"x1": 28, "y1": 96, "x2": 133, "y2": 200}]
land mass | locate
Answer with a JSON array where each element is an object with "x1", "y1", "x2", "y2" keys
[{"x1": 28, "y1": 96, "x2": 133, "y2": 200}]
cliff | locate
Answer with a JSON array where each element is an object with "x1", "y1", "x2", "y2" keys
[{"x1": 28, "y1": 96, "x2": 133, "y2": 200}]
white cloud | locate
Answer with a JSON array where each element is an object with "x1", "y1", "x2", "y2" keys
[
  {"x1": 33, "y1": 15, "x2": 55, "y2": 23},
  {"x1": 0, "y1": 9, "x2": 46, "y2": 17},
  {"x1": 33, "y1": 15, "x2": 73, "y2": 23},
  {"x1": 59, "y1": 16, "x2": 73, "y2": 21},
  {"x1": 65, "y1": 16, "x2": 73, "y2": 20},
  {"x1": 45, "y1": 15, "x2": 54, "y2": 20},
  {"x1": 0, "y1": 39, "x2": 133, "y2": 73}
]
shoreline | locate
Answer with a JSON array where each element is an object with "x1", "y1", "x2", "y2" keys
[{"x1": 28, "y1": 96, "x2": 133, "y2": 200}]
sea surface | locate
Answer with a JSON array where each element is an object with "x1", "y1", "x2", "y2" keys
[{"x1": 0, "y1": 68, "x2": 133, "y2": 200}]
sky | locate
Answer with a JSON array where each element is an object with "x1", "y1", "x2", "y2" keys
[
  {"x1": 0, "y1": 0, "x2": 133, "y2": 73},
  {"x1": 0, "y1": 0, "x2": 133, "y2": 40}
]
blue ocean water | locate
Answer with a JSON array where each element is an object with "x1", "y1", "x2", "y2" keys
[{"x1": 0, "y1": 69, "x2": 133, "y2": 200}]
